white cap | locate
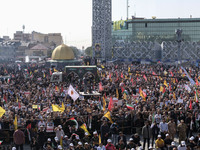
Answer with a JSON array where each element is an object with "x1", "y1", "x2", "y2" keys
[
  {"x1": 85, "y1": 132, "x2": 89, "y2": 136},
  {"x1": 54, "y1": 137, "x2": 59, "y2": 141},
  {"x1": 139, "y1": 146, "x2": 143, "y2": 150},
  {"x1": 76, "y1": 135, "x2": 79, "y2": 139},
  {"x1": 129, "y1": 138, "x2": 133, "y2": 141},
  {"x1": 189, "y1": 136, "x2": 194, "y2": 140},
  {"x1": 107, "y1": 139, "x2": 112, "y2": 143},
  {"x1": 58, "y1": 125, "x2": 62, "y2": 129},
  {"x1": 78, "y1": 141, "x2": 82, "y2": 145},
  {"x1": 131, "y1": 148, "x2": 135, "y2": 150},
  {"x1": 199, "y1": 138, "x2": 200, "y2": 141},
  {"x1": 12, "y1": 148, "x2": 16, "y2": 150},
  {"x1": 70, "y1": 143, "x2": 74, "y2": 147},
  {"x1": 85, "y1": 142, "x2": 88, "y2": 145},
  {"x1": 158, "y1": 135, "x2": 161, "y2": 138},
  {"x1": 58, "y1": 145, "x2": 62, "y2": 150},
  {"x1": 47, "y1": 138, "x2": 51, "y2": 141},
  {"x1": 171, "y1": 141, "x2": 175, "y2": 146},
  {"x1": 181, "y1": 141, "x2": 185, "y2": 145},
  {"x1": 166, "y1": 134, "x2": 169, "y2": 136},
  {"x1": 64, "y1": 135, "x2": 68, "y2": 138},
  {"x1": 93, "y1": 131, "x2": 97, "y2": 134}
]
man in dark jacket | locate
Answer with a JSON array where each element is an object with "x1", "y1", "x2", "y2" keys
[
  {"x1": 100, "y1": 120, "x2": 110, "y2": 145},
  {"x1": 117, "y1": 131, "x2": 127, "y2": 147},
  {"x1": 142, "y1": 121, "x2": 151, "y2": 150}
]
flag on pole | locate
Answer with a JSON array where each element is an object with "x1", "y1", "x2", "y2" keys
[
  {"x1": 189, "y1": 100, "x2": 192, "y2": 110},
  {"x1": 68, "y1": 117, "x2": 78, "y2": 129},
  {"x1": 126, "y1": 104, "x2": 134, "y2": 110},
  {"x1": 60, "y1": 102, "x2": 65, "y2": 112},
  {"x1": 99, "y1": 82, "x2": 103, "y2": 92},
  {"x1": 108, "y1": 97, "x2": 113, "y2": 111},
  {"x1": 54, "y1": 68, "x2": 58, "y2": 72},
  {"x1": 99, "y1": 134, "x2": 101, "y2": 144},
  {"x1": 14, "y1": 115, "x2": 17, "y2": 130},
  {"x1": 116, "y1": 88, "x2": 119, "y2": 99},
  {"x1": 143, "y1": 74, "x2": 147, "y2": 81},
  {"x1": 55, "y1": 86, "x2": 59, "y2": 92},
  {"x1": 52, "y1": 104, "x2": 62, "y2": 112},
  {"x1": 103, "y1": 111, "x2": 113, "y2": 123},
  {"x1": 0, "y1": 106, "x2": 5, "y2": 118},
  {"x1": 164, "y1": 80, "x2": 168, "y2": 87},
  {"x1": 80, "y1": 123, "x2": 91, "y2": 135},
  {"x1": 67, "y1": 85, "x2": 79, "y2": 101},
  {"x1": 128, "y1": 67, "x2": 130, "y2": 73}
]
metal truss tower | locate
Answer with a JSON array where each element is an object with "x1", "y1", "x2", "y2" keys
[{"x1": 92, "y1": 0, "x2": 112, "y2": 60}]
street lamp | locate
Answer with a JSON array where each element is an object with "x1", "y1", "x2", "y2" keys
[{"x1": 175, "y1": 29, "x2": 183, "y2": 62}]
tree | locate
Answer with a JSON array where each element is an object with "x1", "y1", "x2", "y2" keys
[
  {"x1": 85, "y1": 46, "x2": 92, "y2": 57},
  {"x1": 70, "y1": 46, "x2": 81, "y2": 58}
]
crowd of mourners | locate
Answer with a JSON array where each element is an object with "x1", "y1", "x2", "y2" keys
[{"x1": 0, "y1": 61, "x2": 200, "y2": 150}]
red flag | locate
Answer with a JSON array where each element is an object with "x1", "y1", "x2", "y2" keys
[
  {"x1": 170, "y1": 71, "x2": 174, "y2": 77},
  {"x1": 27, "y1": 123, "x2": 31, "y2": 129},
  {"x1": 49, "y1": 68, "x2": 52, "y2": 75},
  {"x1": 152, "y1": 71, "x2": 156, "y2": 76},
  {"x1": 104, "y1": 93, "x2": 107, "y2": 99},
  {"x1": 55, "y1": 86, "x2": 59, "y2": 92},
  {"x1": 121, "y1": 86, "x2": 125, "y2": 93},
  {"x1": 189, "y1": 100, "x2": 192, "y2": 110},
  {"x1": 18, "y1": 102, "x2": 21, "y2": 109},
  {"x1": 109, "y1": 73, "x2": 111, "y2": 79},
  {"x1": 169, "y1": 83, "x2": 172, "y2": 91},
  {"x1": 108, "y1": 97, "x2": 113, "y2": 111},
  {"x1": 3, "y1": 94, "x2": 7, "y2": 103},
  {"x1": 163, "y1": 86, "x2": 166, "y2": 93},
  {"x1": 99, "y1": 82, "x2": 103, "y2": 92},
  {"x1": 143, "y1": 74, "x2": 147, "y2": 81},
  {"x1": 121, "y1": 72, "x2": 123, "y2": 78},
  {"x1": 131, "y1": 78, "x2": 133, "y2": 86},
  {"x1": 61, "y1": 86, "x2": 63, "y2": 93}
]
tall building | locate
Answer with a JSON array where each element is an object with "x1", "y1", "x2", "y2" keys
[{"x1": 112, "y1": 17, "x2": 200, "y2": 43}]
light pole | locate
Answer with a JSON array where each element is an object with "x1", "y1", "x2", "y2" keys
[{"x1": 175, "y1": 29, "x2": 182, "y2": 63}]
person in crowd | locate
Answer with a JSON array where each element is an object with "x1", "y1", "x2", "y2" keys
[
  {"x1": 159, "y1": 118, "x2": 168, "y2": 140},
  {"x1": 110, "y1": 122, "x2": 119, "y2": 146},
  {"x1": 169, "y1": 141, "x2": 177, "y2": 150},
  {"x1": 126, "y1": 138, "x2": 136, "y2": 150},
  {"x1": 187, "y1": 136, "x2": 197, "y2": 150},
  {"x1": 101, "y1": 120, "x2": 110, "y2": 145},
  {"x1": 177, "y1": 141, "x2": 186, "y2": 150},
  {"x1": 63, "y1": 135, "x2": 70, "y2": 150},
  {"x1": 13, "y1": 127, "x2": 25, "y2": 150},
  {"x1": 177, "y1": 120, "x2": 187, "y2": 144},
  {"x1": 131, "y1": 133, "x2": 141, "y2": 148},
  {"x1": 105, "y1": 139, "x2": 116, "y2": 150},
  {"x1": 115, "y1": 139, "x2": 126, "y2": 150},
  {"x1": 97, "y1": 143, "x2": 106, "y2": 150},
  {"x1": 150, "y1": 121, "x2": 160, "y2": 147},
  {"x1": 142, "y1": 121, "x2": 151, "y2": 150},
  {"x1": 164, "y1": 134, "x2": 173, "y2": 149},
  {"x1": 117, "y1": 131, "x2": 127, "y2": 147},
  {"x1": 155, "y1": 135, "x2": 164, "y2": 150},
  {"x1": 168, "y1": 119, "x2": 176, "y2": 141}
]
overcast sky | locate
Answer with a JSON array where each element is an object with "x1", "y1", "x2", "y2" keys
[{"x1": 0, "y1": 0, "x2": 199, "y2": 49}]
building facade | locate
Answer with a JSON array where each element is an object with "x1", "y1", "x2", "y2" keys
[{"x1": 112, "y1": 17, "x2": 200, "y2": 43}]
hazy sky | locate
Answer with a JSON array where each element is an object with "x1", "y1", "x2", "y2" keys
[{"x1": 0, "y1": 0, "x2": 200, "y2": 49}]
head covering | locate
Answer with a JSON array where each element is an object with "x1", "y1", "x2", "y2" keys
[
  {"x1": 58, "y1": 125, "x2": 62, "y2": 129},
  {"x1": 189, "y1": 136, "x2": 194, "y2": 141},
  {"x1": 47, "y1": 138, "x2": 51, "y2": 142},
  {"x1": 171, "y1": 141, "x2": 175, "y2": 146},
  {"x1": 107, "y1": 139, "x2": 112, "y2": 143},
  {"x1": 58, "y1": 145, "x2": 62, "y2": 150},
  {"x1": 12, "y1": 148, "x2": 16, "y2": 150},
  {"x1": 85, "y1": 132, "x2": 89, "y2": 136},
  {"x1": 76, "y1": 136, "x2": 79, "y2": 140},
  {"x1": 70, "y1": 143, "x2": 74, "y2": 147},
  {"x1": 129, "y1": 138, "x2": 133, "y2": 141},
  {"x1": 64, "y1": 135, "x2": 68, "y2": 138},
  {"x1": 93, "y1": 131, "x2": 97, "y2": 134},
  {"x1": 54, "y1": 137, "x2": 59, "y2": 141},
  {"x1": 166, "y1": 134, "x2": 169, "y2": 137},
  {"x1": 181, "y1": 141, "x2": 186, "y2": 145},
  {"x1": 78, "y1": 142, "x2": 82, "y2": 145},
  {"x1": 85, "y1": 142, "x2": 88, "y2": 145},
  {"x1": 158, "y1": 135, "x2": 161, "y2": 138}
]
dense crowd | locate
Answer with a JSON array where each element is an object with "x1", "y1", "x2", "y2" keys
[{"x1": 0, "y1": 62, "x2": 200, "y2": 150}]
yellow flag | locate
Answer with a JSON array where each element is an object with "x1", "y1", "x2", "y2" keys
[
  {"x1": 164, "y1": 80, "x2": 168, "y2": 87},
  {"x1": 52, "y1": 104, "x2": 62, "y2": 112},
  {"x1": 60, "y1": 102, "x2": 65, "y2": 113},
  {"x1": 54, "y1": 68, "x2": 58, "y2": 72},
  {"x1": 160, "y1": 86, "x2": 164, "y2": 92},
  {"x1": 128, "y1": 67, "x2": 130, "y2": 73},
  {"x1": 103, "y1": 97, "x2": 106, "y2": 111},
  {"x1": 60, "y1": 137, "x2": 63, "y2": 147},
  {"x1": 32, "y1": 105, "x2": 38, "y2": 109},
  {"x1": 125, "y1": 75, "x2": 128, "y2": 79},
  {"x1": 116, "y1": 88, "x2": 119, "y2": 99},
  {"x1": 80, "y1": 124, "x2": 91, "y2": 135},
  {"x1": 16, "y1": 97, "x2": 18, "y2": 102},
  {"x1": 104, "y1": 111, "x2": 113, "y2": 123},
  {"x1": 173, "y1": 92, "x2": 176, "y2": 99},
  {"x1": 99, "y1": 134, "x2": 101, "y2": 144},
  {"x1": 0, "y1": 106, "x2": 5, "y2": 118},
  {"x1": 101, "y1": 65, "x2": 105, "y2": 69},
  {"x1": 14, "y1": 115, "x2": 17, "y2": 130},
  {"x1": 123, "y1": 92, "x2": 127, "y2": 100}
]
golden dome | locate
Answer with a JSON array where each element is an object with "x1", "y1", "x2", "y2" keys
[{"x1": 52, "y1": 44, "x2": 74, "y2": 60}]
